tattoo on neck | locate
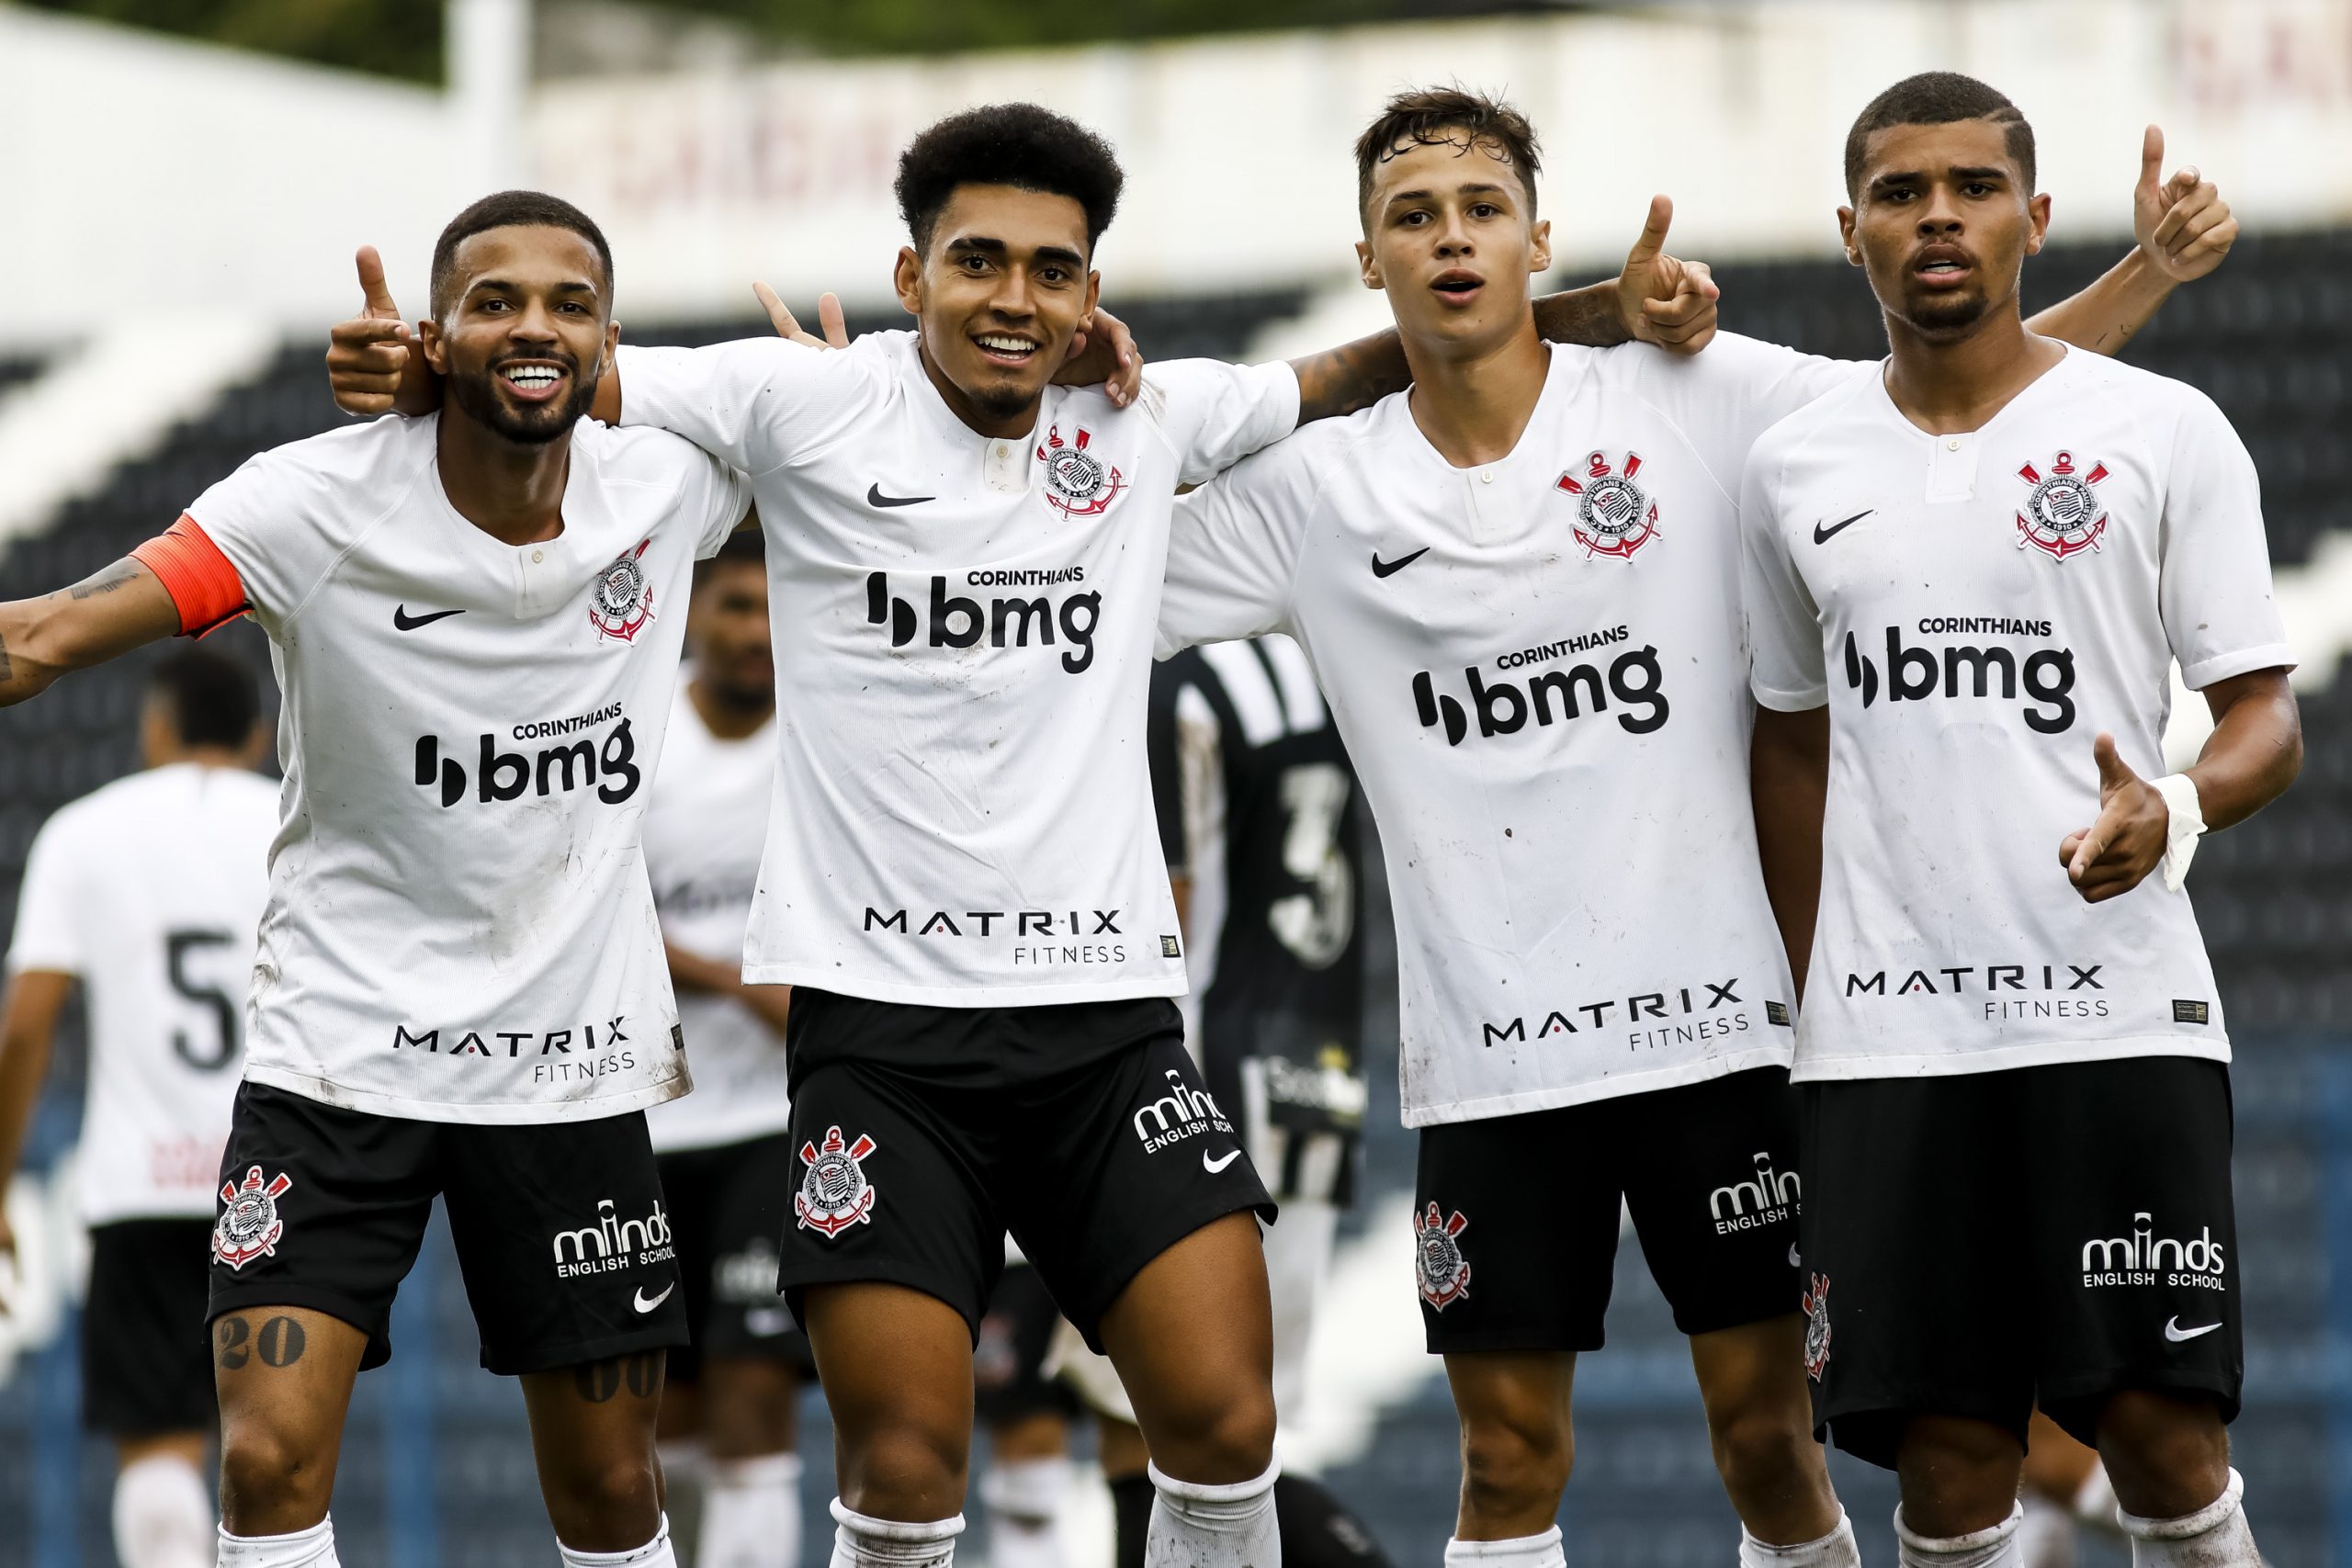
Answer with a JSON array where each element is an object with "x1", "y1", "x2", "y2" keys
[{"x1": 68, "y1": 560, "x2": 140, "y2": 600}]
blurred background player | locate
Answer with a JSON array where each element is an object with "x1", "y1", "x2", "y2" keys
[
  {"x1": 1054, "y1": 631, "x2": 1391, "y2": 1568},
  {"x1": 2018, "y1": 1416, "x2": 2122, "y2": 1568},
  {"x1": 970, "y1": 1251, "x2": 1083, "y2": 1568},
  {"x1": 0, "y1": 648, "x2": 277, "y2": 1568},
  {"x1": 643, "y1": 526, "x2": 811, "y2": 1568}
]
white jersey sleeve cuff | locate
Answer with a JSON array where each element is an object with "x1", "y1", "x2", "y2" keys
[
  {"x1": 2178, "y1": 642, "x2": 2296, "y2": 691},
  {"x1": 1751, "y1": 678, "x2": 1828, "y2": 712}
]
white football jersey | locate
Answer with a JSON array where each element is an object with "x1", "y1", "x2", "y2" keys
[
  {"x1": 617, "y1": 330, "x2": 1298, "y2": 1008},
  {"x1": 6, "y1": 763, "x2": 278, "y2": 1223},
  {"x1": 1160, "y1": 336, "x2": 1859, "y2": 1126},
  {"x1": 187, "y1": 413, "x2": 749, "y2": 1122},
  {"x1": 1741, "y1": 345, "x2": 2292, "y2": 1080},
  {"x1": 643, "y1": 670, "x2": 792, "y2": 1153}
]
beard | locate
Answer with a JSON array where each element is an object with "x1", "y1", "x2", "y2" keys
[
  {"x1": 1900, "y1": 283, "x2": 1994, "y2": 336},
  {"x1": 447, "y1": 353, "x2": 599, "y2": 445},
  {"x1": 706, "y1": 665, "x2": 775, "y2": 716}
]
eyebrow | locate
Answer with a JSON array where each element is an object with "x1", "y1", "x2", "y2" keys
[
  {"x1": 1389, "y1": 181, "x2": 1512, "y2": 204},
  {"x1": 944, "y1": 234, "x2": 1087, "y2": 268},
  {"x1": 468, "y1": 276, "x2": 601, "y2": 298},
  {"x1": 1871, "y1": 164, "x2": 2008, "y2": 192}
]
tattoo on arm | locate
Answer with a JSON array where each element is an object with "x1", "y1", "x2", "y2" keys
[
  {"x1": 66, "y1": 561, "x2": 141, "y2": 600},
  {"x1": 1290, "y1": 332, "x2": 1414, "y2": 424},
  {"x1": 0, "y1": 629, "x2": 10, "y2": 685},
  {"x1": 215, "y1": 1314, "x2": 310, "y2": 1370},
  {"x1": 573, "y1": 1349, "x2": 663, "y2": 1403},
  {"x1": 1532, "y1": 284, "x2": 1635, "y2": 349}
]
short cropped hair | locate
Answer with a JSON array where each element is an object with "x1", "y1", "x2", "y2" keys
[
  {"x1": 894, "y1": 103, "x2": 1125, "y2": 255},
  {"x1": 148, "y1": 648, "x2": 259, "y2": 750},
  {"x1": 1844, "y1": 72, "x2": 2036, "y2": 200},
  {"x1": 1353, "y1": 86, "x2": 1543, "y2": 223},
  {"x1": 429, "y1": 190, "x2": 615, "y2": 320}
]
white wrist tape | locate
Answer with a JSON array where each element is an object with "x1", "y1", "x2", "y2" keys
[{"x1": 2152, "y1": 773, "x2": 2206, "y2": 891}]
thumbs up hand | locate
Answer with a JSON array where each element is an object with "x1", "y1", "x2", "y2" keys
[
  {"x1": 326, "y1": 246, "x2": 435, "y2": 416},
  {"x1": 2058, "y1": 732, "x2": 2171, "y2": 902},
  {"x1": 1619, "y1": 195, "x2": 1719, "y2": 355},
  {"x1": 2132, "y1": 126, "x2": 2237, "y2": 285}
]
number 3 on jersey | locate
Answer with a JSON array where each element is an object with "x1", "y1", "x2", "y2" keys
[{"x1": 1272, "y1": 762, "x2": 1354, "y2": 969}]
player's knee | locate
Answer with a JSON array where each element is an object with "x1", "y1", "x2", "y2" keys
[
  {"x1": 1457, "y1": 1407, "x2": 1572, "y2": 1514},
  {"x1": 1144, "y1": 1381, "x2": 1276, "y2": 1485},
  {"x1": 1707, "y1": 1402, "x2": 1815, "y2": 1494},
  {"x1": 540, "y1": 1449, "x2": 661, "y2": 1535},
  {"x1": 838, "y1": 1426, "x2": 970, "y2": 1520},
  {"x1": 2095, "y1": 1390, "x2": 2229, "y2": 1513},
  {"x1": 218, "y1": 1425, "x2": 331, "y2": 1528}
]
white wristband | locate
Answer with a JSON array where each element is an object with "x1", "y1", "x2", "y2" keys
[{"x1": 2151, "y1": 773, "x2": 2206, "y2": 892}]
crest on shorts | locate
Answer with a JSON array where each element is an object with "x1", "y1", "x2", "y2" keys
[
  {"x1": 1555, "y1": 450, "x2": 1661, "y2": 560},
  {"x1": 1036, "y1": 423, "x2": 1126, "y2": 518},
  {"x1": 213, "y1": 1165, "x2": 293, "y2": 1270},
  {"x1": 2014, "y1": 451, "x2": 2109, "y2": 562},
  {"x1": 1414, "y1": 1201, "x2": 1473, "y2": 1310},
  {"x1": 796, "y1": 1125, "x2": 879, "y2": 1238},
  {"x1": 1802, "y1": 1271, "x2": 1832, "y2": 1381},
  {"x1": 588, "y1": 539, "x2": 658, "y2": 642}
]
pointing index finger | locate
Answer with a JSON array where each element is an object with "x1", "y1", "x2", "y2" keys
[
  {"x1": 2139, "y1": 124, "x2": 2165, "y2": 193},
  {"x1": 1624, "y1": 195, "x2": 1673, "y2": 266}
]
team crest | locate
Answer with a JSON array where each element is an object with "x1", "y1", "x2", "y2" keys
[
  {"x1": 213, "y1": 1165, "x2": 293, "y2": 1270},
  {"x1": 796, "y1": 1125, "x2": 879, "y2": 1238},
  {"x1": 1801, "y1": 1272, "x2": 1832, "y2": 1381},
  {"x1": 588, "y1": 539, "x2": 658, "y2": 642},
  {"x1": 1035, "y1": 423, "x2": 1126, "y2": 517},
  {"x1": 1414, "y1": 1201, "x2": 1473, "y2": 1311},
  {"x1": 2015, "y1": 451, "x2": 2109, "y2": 561},
  {"x1": 1555, "y1": 450, "x2": 1661, "y2": 560}
]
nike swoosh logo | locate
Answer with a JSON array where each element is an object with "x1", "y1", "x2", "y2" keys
[
  {"x1": 867, "y1": 484, "x2": 934, "y2": 509},
  {"x1": 1371, "y1": 547, "x2": 1430, "y2": 579},
  {"x1": 1812, "y1": 510, "x2": 1873, "y2": 546},
  {"x1": 2165, "y1": 1316, "x2": 2222, "y2": 1343},
  {"x1": 632, "y1": 1283, "x2": 676, "y2": 1314},
  {"x1": 1789, "y1": 1244, "x2": 1802, "y2": 1268},
  {"x1": 1203, "y1": 1149, "x2": 1242, "y2": 1174},
  {"x1": 392, "y1": 605, "x2": 466, "y2": 632}
]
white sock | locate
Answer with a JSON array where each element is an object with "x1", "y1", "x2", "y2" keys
[
  {"x1": 827, "y1": 1501, "x2": 964, "y2": 1568},
  {"x1": 560, "y1": 1514, "x2": 679, "y2": 1566},
  {"x1": 1146, "y1": 1461, "x2": 1280, "y2": 1568},
  {"x1": 115, "y1": 1453, "x2": 214, "y2": 1568},
  {"x1": 1441, "y1": 1528, "x2": 1566, "y2": 1568},
  {"x1": 216, "y1": 1517, "x2": 340, "y2": 1568},
  {"x1": 2118, "y1": 1469, "x2": 2259, "y2": 1568},
  {"x1": 700, "y1": 1452, "x2": 804, "y2": 1568},
  {"x1": 1741, "y1": 1507, "x2": 1860, "y2": 1568},
  {"x1": 1895, "y1": 1501, "x2": 2024, "y2": 1568},
  {"x1": 980, "y1": 1456, "x2": 1073, "y2": 1568},
  {"x1": 2073, "y1": 1467, "x2": 2121, "y2": 1533},
  {"x1": 2017, "y1": 1495, "x2": 2079, "y2": 1568}
]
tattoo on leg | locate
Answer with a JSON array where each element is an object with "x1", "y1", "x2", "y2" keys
[
  {"x1": 67, "y1": 560, "x2": 141, "y2": 600},
  {"x1": 216, "y1": 1315, "x2": 251, "y2": 1370},
  {"x1": 573, "y1": 1350, "x2": 663, "y2": 1404},
  {"x1": 258, "y1": 1315, "x2": 307, "y2": 1368}
]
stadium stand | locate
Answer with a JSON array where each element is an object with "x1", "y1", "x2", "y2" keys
[{"x1": 0, "y1": 236, "x2": 2344, "y2": 1562}]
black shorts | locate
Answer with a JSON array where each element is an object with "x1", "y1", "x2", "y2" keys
[
  {"x1": 657, "y1": 1133, "x2": 814, "y2": 1385},
  {"x1": 1413, "y1": 1066, "x2": 1802, "y2": 1352},
  {"x1": 778, "y1": 989, "x2": 1274, "y2": 1350},
  {"x1": 975, "y1": 1261, "x2": 1079, "y2": 1425},
  {"x1": 208, "y1": 1081, "x2": 688, "y2": 1376},
  {"x1": 1800, "y1": 1055, "x2": 2241, "y2": 1470},
  {"x1": 84, "y1": 1219, "x2": 218, "y2": 1437}
]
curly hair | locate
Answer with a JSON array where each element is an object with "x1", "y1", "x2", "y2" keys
[{"x1": 895, "y1": 103, "x2": 1125, "y2": 254}]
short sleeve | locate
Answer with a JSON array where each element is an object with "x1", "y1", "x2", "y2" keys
[
  {"x1": 1623, "y1": 334, "x2": 1864, "y2": 495},
  {"x1": 1740, "y1": 447, "x2": 1829, "y2": 711},
  {"x1": 618, "y1": 334, "x2": 885, "y2": 478},
  {"x1": 692, "y1": 454, "x2": 756, "y2": 559},
  {"x1": 185, "y1": 445, "x2": 375, "y2": 631},
  {"x1": 1138, "y1": 359, "x2": 1302, "y2": 486},
  {"x1": 2158, "y1": 393, "x2": 2295, "y2": 690},
  {"x1": 6, "y1": 811, "x2": 85, "y2": 976},
  {"x1": 1157, "y1": 435, "x2": 1321, "y2": 659}
]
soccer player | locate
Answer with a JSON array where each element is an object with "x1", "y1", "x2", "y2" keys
[
  {"x1": 1157, "y1": 86, "x2": 2236, "y2": 1568},
  {"x1": 326, "y1": 102, "x2": 1720, "y2": 1568},
  {"x1": 1743, "y1": 73, "x2": 2296, "y2": 1568},
  {"x1": 0, "y1": 191, "x2": 754, "y2": 1568},
  {"x1": 642, "y1": 526, "x2": 809, "y2": 1568},
  {"x1": 0, "y1": 649, "x2": 276, "y2": 1568}
]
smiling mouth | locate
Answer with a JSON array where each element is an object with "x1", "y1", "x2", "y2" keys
[
  {"x1": 496, "y1": 362, "x2": 569, "y2": 401},
  {"x1": 972, "y1": 333, "x2": 1041, "y2": 367}
]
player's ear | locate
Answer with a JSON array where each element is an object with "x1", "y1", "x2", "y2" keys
[
  {"x1": 2024, "y1": 193, "x2": 2052, "y2": 256},
  {"x1": 1083, "y1": 270, "x2": 1101, "y2": 318},
  {"x1": 894, "y1": 246, "x2": 924, "y2": 317},
  {"x1": 1355, "y1": 238, "x2": 1382, "y2": 291},
  {"x1": 419, "y1": 317, "x2": 450, "y2": 374},
  {"x1": 1837, "y1": 206, "x2": 1862, "y2": 266},
  {"x1": 603, "y1": 318, "x2": 621, "y2": 367},
  {"x1": 1529, "y1": 217, "x2": 1554, "y2": 275}
]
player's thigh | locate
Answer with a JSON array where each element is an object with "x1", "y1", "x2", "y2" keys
[
  {"x1": 519, "y1": 1349, "x2": 667, "y2": 1551},
  {"x1": 1093, "y1": 1210, "x2": 1275, "y2": 1481},
  {"x1": 1620, "y1": 1067, "x2": 1805, "y2": 1341},
  {"x1": 2022, "y1": 1056, "x2": 2241, "y2": 1445},
  {"x1": 439, "y1": 1111, "x2": 688, "y2": 1378},
  {"x1": 802, "y1": 1280, "x2": 978, "y2": 1518},
  {"x1": 1003, "y1": 1011, "x2": 1274, "y2": 1356},
  {"x1": 83, "y1": 1219, "x2": 219, "y2": 1445},
  {"x1": 1799, "y1": 1072, "x2": 2033, "y2": 1470},
  {"x1": 212, "y1": 1306, "x2": 372, "y2": 1531},
  {"x1": 1412, "y1": 1105, "x2": 1622, "y2": 1355},
  {"x1": 1442, "y1": 1348, "x2": 1578, "y2": 1501}
]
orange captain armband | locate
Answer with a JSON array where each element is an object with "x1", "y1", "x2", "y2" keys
[{"x1": 130, "y1": 515, "x2": 250, "y2": 637}]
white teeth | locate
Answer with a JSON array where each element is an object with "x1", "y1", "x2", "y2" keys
[
  {"x1": 503, "y1": 367, "x2": 560, "y2": 388},
  {"x1": 976, "y1": 335, "x2": 1035, "y2": 353}
]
